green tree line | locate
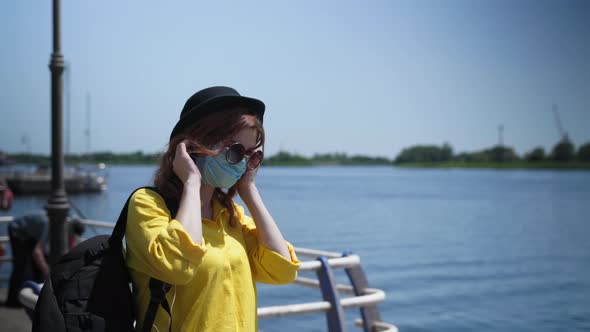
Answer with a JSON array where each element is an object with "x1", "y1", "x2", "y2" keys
[
  {"x1": 394, "y1": 139, "x2": 590, "y2": 164},
  {"x1": 3, "y1": 139, "x2": 590, "y2": 167},
  {"x1": 2, "y1": 150, "x2": 395, "y2": 166}
]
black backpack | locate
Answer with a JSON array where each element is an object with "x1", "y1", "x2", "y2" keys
[{"x1": 33, "y1": 186, "x2": 178, "y2": 332}]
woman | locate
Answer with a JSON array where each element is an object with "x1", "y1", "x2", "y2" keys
[{"x1": 125, "y1": 86, "x2": 301, "y2": 332}]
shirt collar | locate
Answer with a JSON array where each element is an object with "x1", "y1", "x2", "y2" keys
[{"x1": 211, "y1": 196, "x2": 228, "y2": 221}]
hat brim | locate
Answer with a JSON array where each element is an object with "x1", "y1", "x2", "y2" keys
[{"x1": 170, "y1": 95, "x2": 265, "y2": 140}]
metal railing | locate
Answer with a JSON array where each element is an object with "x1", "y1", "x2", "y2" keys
[{"x1": 2, "y1": 215, "x2": 397, "y2": 331}]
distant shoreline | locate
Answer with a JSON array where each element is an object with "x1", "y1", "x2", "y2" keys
[
  {"x1": 2, "y1": 149, "x2": 590, "y2": 170},
  {"x1": 3, "y1": 161, "x2": 590, "y2": 170},
  {"x1": 265, "y1": 161, "x2": 590, "y2": 169},
  {"x1": 393, "y1": 161, "x2": 590, "y2": 170}
]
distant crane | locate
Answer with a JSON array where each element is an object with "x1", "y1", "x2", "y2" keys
[
  {"x1": 85, "y1": 92, "x2": 91, "y2": 155},
  {"x1": 552, "y1": 104, "x2": 570, "y2": 143},
  {"x1": 21, "y1": 135, "x2": 32, "y2": 154}
]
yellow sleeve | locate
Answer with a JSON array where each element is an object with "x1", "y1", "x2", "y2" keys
[
  {"x1": 125, "y1": 188, "x2": 207, "y2": 285},
  {"x1": 236, "y1": 204, "x2": 301, "y2": 284}
]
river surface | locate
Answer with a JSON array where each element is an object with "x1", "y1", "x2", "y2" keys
[{"x1": 1, "y1": 165, "x2": 589, "y2": 331}]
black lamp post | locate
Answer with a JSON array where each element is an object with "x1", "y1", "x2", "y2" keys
[{"x1": 46, "y1": 0, "x2": 70, "y2": 265}]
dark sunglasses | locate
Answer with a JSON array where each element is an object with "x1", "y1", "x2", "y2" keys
[{"x1": 223, "y1": 142, "x2": 264, "y2": 170}]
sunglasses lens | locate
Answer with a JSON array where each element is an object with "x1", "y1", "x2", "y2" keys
[
  {"x1": 248, "y1": 151, "x2": 263, "y2": 169},
  {"x1": 226, "y1": 144, "x2": 245, "y2": 164}
]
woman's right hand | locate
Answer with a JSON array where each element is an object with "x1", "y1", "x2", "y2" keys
[{"x1": 173, "y1": 140, "x2": 202, "y2": 185}]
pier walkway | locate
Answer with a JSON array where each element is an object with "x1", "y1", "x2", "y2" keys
[{"x1": 0, "y1": 288, "x2": 31, "y2": 331}]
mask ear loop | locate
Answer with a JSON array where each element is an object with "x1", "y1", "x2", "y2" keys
[{"x1": 169, "y1": 286, "x2": 177, "y2": 329}]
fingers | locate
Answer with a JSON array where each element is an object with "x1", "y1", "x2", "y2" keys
[
  {"x1": 240, "y1": 167, "x2": 257, "y2": 182},
  {"x1": 173, "y1": 140, "x2": 201, "y2": 184},
  {"x1": 177, "y1": 140, "x2": 196, "y2": 160},
  {"x1": 176, "y1": 142, "x2": 183, "y2": 157},
  {"x1": 177, "y1": 140, "x2": 188, "y2": 155}
]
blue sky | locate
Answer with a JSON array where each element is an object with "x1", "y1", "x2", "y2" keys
[{"x1": 1, "y1": 0, "x2": 589, "y2": 159}]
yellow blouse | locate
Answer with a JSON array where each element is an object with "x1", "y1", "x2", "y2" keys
[{"x1": 125, "y1": 188, "x2": 301, "y2": 332}]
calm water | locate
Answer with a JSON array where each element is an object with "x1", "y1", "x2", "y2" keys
[{"x1": 1, "y1": 165, "x2": 589, "y2": 331}]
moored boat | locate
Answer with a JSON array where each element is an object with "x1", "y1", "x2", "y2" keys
[{"x1": 1, "y1": 165, "x2": 107, "y2": 195}]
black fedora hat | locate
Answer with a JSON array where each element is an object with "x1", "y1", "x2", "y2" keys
[{"x1": 170, "y1": 86, "x2": 265, "y2": 140}]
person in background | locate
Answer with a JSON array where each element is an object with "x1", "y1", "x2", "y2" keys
[
  {"x1": 0, "y1": 241, "x2": 4, "y2": 267},
  {"x1": 126, "y1": 86, "x2": 301, "y2": 331},
  {"x1": 0, "y1": 178, "x2": 14, "y2": 211},
  {"x1": 0, "y1": 178, "x2": 13, "y2": 285},
  {"x1": 4, "y1": 212, "x2": 85, "y2": 307},
  {"x1": 0, "y1": 177, "x2": 13, "y2": 266}
]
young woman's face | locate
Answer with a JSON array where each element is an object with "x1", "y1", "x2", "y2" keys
[
  {"x1": 222, "y1": 127, "x2": 263, "y2": 170},
  {"x1": 189, "y1": 127, "x2": 263, "y2": 189},
  {"x1": 229, "y1": 127, "x2": 258, "y2": 152}
]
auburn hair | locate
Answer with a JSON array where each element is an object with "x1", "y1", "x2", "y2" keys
[{"x1": 153, "y1": 107, "x2": 265, "y2": 227}]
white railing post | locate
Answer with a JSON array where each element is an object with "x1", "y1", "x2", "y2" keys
[
  {"x1": 316, "y1": 256, "x2": 346, "y2": 332},
  {"x1": 342, "y1": 251, "x2": 383, "y2": 332}
]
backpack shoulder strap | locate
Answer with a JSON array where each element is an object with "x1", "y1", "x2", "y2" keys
[
  {"x1": 112, "y1": 186, "x2": 178, "y2": 332},
  {"x1": 141, "y1": 278, "x2": 173, "y2": 332},
  {"x1": 109, "y1": 186, "x2": 152, "y2": 246},
  {"x1": 109, "y1": 186, "x2": 178, "y2": 246}
]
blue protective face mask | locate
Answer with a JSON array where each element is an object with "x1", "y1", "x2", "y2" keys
[{"x1": 193, "y1": 150, "x2": 247, "y2": 189}]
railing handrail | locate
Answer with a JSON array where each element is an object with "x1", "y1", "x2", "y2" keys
[
  {"x1": 257, "y1": 287, "x2": 386, "y2": 318},
  {"x1": 299, "y1": 255, "x2": 361, "y2": 272}
]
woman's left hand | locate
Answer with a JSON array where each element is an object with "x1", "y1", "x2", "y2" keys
[{"x1": 237, "y1": 167, "x2": 258, "y2": 197}]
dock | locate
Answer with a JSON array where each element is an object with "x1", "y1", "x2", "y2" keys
[{"x1": 0, "y1": 288, "x2": 31, "y2": 332}]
